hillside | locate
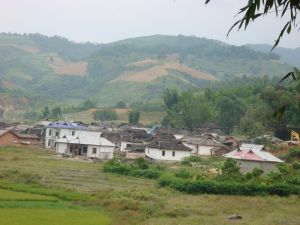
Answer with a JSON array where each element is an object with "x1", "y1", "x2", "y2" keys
[
  {"x1": 245, "y1": 44, "x2": 300, "y2": 67},
  {"x1": 0, "y1": 33, "x2": 293, "y2": 120}
]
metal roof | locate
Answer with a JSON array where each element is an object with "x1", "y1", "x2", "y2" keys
[
  {"x1": 224, "y1": 144, "x2": 283, "y2": 163},
  {"x1": 47, "y1": 121, "x2": 87, "y2": 130},
  {"x1": 56, "y1": 131, "x2": 115, "y2": 147}
]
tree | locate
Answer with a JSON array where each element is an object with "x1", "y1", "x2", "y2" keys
[
  {"x1": 221, "y1": 158, "x2": 241, "y2": 177},
  {"x1": 128, "y1": 110, "x2": 140, "y2": 124},
  {"x1": 206, "y1": 0, "x2": 300, "y2": 49},
  {"x1": 162, "y1": 88, "x2": 179, "y2": 110},
  {"x1": 51, "y1": 107, "x2": 62, "y2": 119},
  {"x1": 80, "y1": 99, "x2": 96, "y2": 110},
  {"x1": 206, "y1": 0, "x2": 300, "y2": 118},
  {"x1": 217, "y1": 95, "x2": 246, "y2": 134},
  {"x1": 93, "y1": 109, "x2": 117, "y2": 122},
  {"x1": 42, "y1": 106, "x2": 50, "y2": 118},
  {"x1": 115, "y1": 101, "x2": 127, "y2": 108}
]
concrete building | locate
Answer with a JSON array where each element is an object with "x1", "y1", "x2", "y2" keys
[{"x1": 223, "y1": 143, "x2": 284, "y2": 173}]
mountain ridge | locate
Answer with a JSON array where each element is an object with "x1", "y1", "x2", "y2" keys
[{"x1": 0, "y1": 33, "x2": 293, "y2": 120}]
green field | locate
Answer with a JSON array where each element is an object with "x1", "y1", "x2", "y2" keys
[{"x1": 0, "y1": 146, "x2": 299, "y2": 225}]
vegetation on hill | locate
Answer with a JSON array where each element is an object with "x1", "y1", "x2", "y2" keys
[
  {"x1": 161, "y1": 76, "x2": 300, "y2": 138},
  {"x1": 0, "y1": 33, "x2": 294, "y2": 121}
]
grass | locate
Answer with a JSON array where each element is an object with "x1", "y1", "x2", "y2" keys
[
  {"x1": 0, "y1": 189, "x2": 57, "y2": 201},
  {"x1": 0, "y1": 146, "x2": 299, "y2": 225},
  {"x1": 0, "y1": 209, "x2": 111, "y2": 225}
]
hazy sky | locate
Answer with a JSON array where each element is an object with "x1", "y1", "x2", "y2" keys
[{"x1": 1, "y1": 0, "x2": 299, "y2": 48}]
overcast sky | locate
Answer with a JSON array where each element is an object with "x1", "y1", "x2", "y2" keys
[{"x1": 1, "y1": 0, "x2": 299, "y2": 48}]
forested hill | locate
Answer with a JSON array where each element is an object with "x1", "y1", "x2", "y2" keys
[
  {"x1": 245, "y1": 43, "x2": 300, "y2": 67},
  {"x1": 0, "y1": 33, "x2": 293, "y2": 120}
]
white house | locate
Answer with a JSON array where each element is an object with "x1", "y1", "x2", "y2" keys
[
  {"x1": 145, "y1": 139, "x2": 192, "y2": 161},
  {"x1": 55, "y1": 131, "x2": 115, "y2": 160},
  {"x1": 44, "y1": 121, "x2": 88, "y2": 148},
  {"x1": 223, "y1": 143, "x2": 284, "y2": 173},
  {"x1": 181, "y1": 136, "x2": 228, "y2": 156}
]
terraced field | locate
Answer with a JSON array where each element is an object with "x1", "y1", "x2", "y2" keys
[{"x1": 0, "y1": 146, "x2": 299, "y2": 225}]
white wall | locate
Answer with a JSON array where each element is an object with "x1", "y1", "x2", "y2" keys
[
  {"x1": 56, "y1": 143, "x2": 67, "y2": 154},
  {"x1": 198, "y1": 146, "x2": 213, "y2": 156},
  {"x1": 145, "y1": 147, "x2": 190, "y2": 161},
  {"x1": 87, "y1": 145, "x2": 114, "y2": 159},
  {"x1": 182, "y1": 142, "x2": 198, "y2": 154},
  {"x1": 120, "y1": 141, "x2": 129, "y2": 152}
]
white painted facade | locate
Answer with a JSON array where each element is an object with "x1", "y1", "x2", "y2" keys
[
  {"x1": 45, "y1": 127, "x2": 84, "y2": 148},
  {"x1": 182, "y1": 142, "x2": 214, "y2": 156},
  {"x1": 120, "y1": 141, "x2": 130, "y2": 152},
  {"x1": 55, "y1": 130, "x2": 115, "y2": 160},
  {"x1": 145, "y1": 147, "x2": 190, "y2": 161}
]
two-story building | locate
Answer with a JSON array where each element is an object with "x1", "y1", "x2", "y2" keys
[{"x1": 44, "y1": 122, "x2": 87, "y2": 148}]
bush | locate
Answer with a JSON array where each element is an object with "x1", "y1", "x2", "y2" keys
[
  {"x1": 181, "y1": 156, "x2": 202, "y2": 165},
  {"x1": 158, "y1": 174, "x2": 300, "y2": 196},
  {"x1": 93, "y1": 109, "x2": 118, "y2": 121},
  {"x1": 103, "y1": 160, "x2": 161, "y2": 179},
  {"x1": 175, "y1": 169, "x2": 193, "y2": 179}
]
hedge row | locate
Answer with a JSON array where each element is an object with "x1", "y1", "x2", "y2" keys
[
  {"x1": 158, "y1": 174, "x2": 300, "y2": 196},
  {"x1": 103, "y1": 163, "x2": 161, "y2": 179},
  {"x1": 103, "y1": 162, "x2": 300, "y2": 196}
]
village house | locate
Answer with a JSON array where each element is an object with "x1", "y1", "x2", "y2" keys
[
  {"x1": 55, "y1": 130, "x2": 115, "y2": 160},
  {"x1": 223, "y1": 143, "x2": 283, "y2": 173},
  {"x1": 145, "y1": 129, "x2": 192, "y2": 161},
  {"x1": 145, "y1": 138, "x2": 192, "y2": 161},
  {"x1": 0, "y1": 129, "x2": 39, "y2": 147},
  {"x1": 181, "y1": 135, "x2": 230, "y2": 156},
  {"x1": 119, "y1": 128, "x2": 154, "y2": 152},
  {"x1": 44, "y1": 121, "x2": 88, "y2": 148}
]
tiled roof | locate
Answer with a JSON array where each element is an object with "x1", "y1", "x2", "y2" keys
[{"x1": 147, "y1": 139, "x2": 192, "y2": 151}]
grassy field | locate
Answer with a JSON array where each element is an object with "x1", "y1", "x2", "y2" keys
[{"x1": 0, "y1": 146, "x2": 299, "y2": 225}]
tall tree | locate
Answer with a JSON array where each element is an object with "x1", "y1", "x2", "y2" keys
[
  {"x1": 42, "y1": 106, "x2": 50, "y2": 118},
  {"x1": 162, "y1": 88, "x2": 179, "y2": 110},
  {"x1": 51, "y1": 107, "x2": 62, "y2": 119},
  {"x1": 129, "y1": 110, "x2": 140, "y2": 124},
  {"x1": 217, "y1": 95, "x2": 246, "y2": 134}
]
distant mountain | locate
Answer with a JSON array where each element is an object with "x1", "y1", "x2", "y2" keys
[
  {"x1": 245, "y1": 44, "x2": 300, "y2": 67},
  {"x1": 0, "y1": 33, "x2": 293, "y2": 120}
]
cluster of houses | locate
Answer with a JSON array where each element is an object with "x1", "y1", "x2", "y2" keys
[{"x1": 0, "y1": 121, "x2": 283, "y2": 173}]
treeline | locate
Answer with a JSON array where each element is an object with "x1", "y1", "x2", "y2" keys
[{"x1": 161, "y1": 76, "x2": 300, "y2": 139}]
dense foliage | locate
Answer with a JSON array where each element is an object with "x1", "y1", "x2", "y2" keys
[
  {"x1": 103, "y1": 158, "x2": 300, "y2": 196},
  {"x1": 162, "y1": 76, "x2": 300, "y2": 138},
  {"x1": 93, "y1": 109, "x2": 118, "y2": 122},
  {"x1": 128, "y1": 110, "x2": 141, "y2": 124}
]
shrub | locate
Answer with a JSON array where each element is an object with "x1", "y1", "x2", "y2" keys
[
  {"x1": 181, "y1": 156, "x2": 202, "y2": 165},
  {"x1": 175, "y1": 169, "x2": 193, "y2": 179},
  {"x1": 158, "y1": 174, "x2": 300, "y2": 196},
  {"x1": 103, "y1": 160, "x2": 161, "y2": 179}
]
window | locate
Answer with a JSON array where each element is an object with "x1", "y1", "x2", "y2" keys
[
  {"x1": 48, "y1": 129, "x2": 52, "y2": 136},
  {"x1": 83, "y1": 147, "x2": 87, "y2": 154},
  {"x1": 92, "y1": 148, "x2": 97, "y2": 154},
  {"x1": 55, "y1": 132, "x2": 59, "y2": 137},
  {"x1": 162, "y1": 150, "x2": 165, "y2": 156},
  {"x1": 71, "y1": 131, "x2": 75, "y2": 136},
  {"x1": 48, "y1": 140, "x2": 51, "y2": 147},
  {"x1": 172, "y1": 151, "x2": 175, "y2": 157}
]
